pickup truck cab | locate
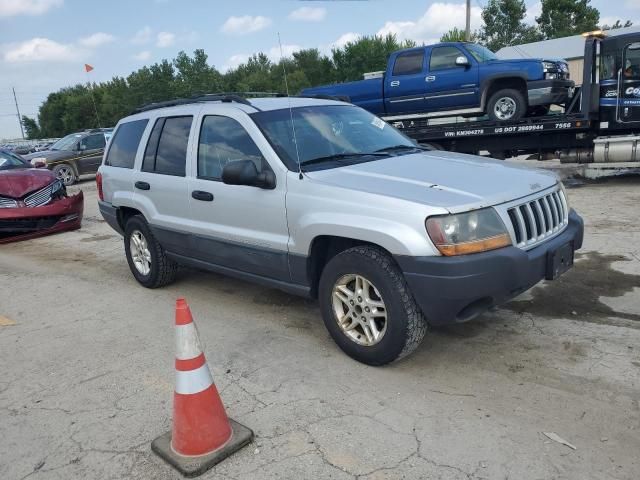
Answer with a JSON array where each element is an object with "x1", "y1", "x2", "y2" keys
[
  {"x1": 97, "y1": 95, "x2": 583, "y2": 366},
  {"x1": 302, "y1": 42, "x2": 573, "y2": 122}
]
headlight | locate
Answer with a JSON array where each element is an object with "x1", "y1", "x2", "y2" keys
[
  {"x1": 30, "y1": 157, "x2": 46, "y2": 165},
  {"x1": 542, "y1": 61, "x2": 555, "y2": 72},
  {"x1": 425, "y1": 208, "x2": 511, "y2": 256},
  {"x1": 51, "y1": 179, "x2": 63, "y2": 193}
]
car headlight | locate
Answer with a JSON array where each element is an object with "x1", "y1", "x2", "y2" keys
[
  {"x1": 51, "y1": 179, "x2": 63, "y2": 193},
  {"x1": 30, "y1": 157, "x2": 47, "y2": 165},
  {"x1": 425, "y1": 208, "x2": 512, "y2": 256}
]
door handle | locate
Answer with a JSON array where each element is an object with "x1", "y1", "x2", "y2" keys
[
  {"x1": 135, "y1": 181, "x2": 150, "y2": 191},
  {"x1": 191, "y1": 190, "x2": 214, "y2": 202},
  {"x1": 390, "y1": 80, "x2": 400, "y2": 87},
  {"x1": 425, "y1": 76, "x2": 436, "y2": 82}
]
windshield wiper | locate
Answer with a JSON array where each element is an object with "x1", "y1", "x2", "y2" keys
[
  {"x1": 300, "y1": 152, "x2": 387, "y2": 168},
  {"x1": 373, "y1": 144, "x2": 430, "y2": 154}
]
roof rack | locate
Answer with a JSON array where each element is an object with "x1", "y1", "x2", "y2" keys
[
  {"x1": 296, "y1": 94, "x2": 352, "y2": 103},
  {"x1": 133, "y1": 93, "x2": 256, "y2": 114}
]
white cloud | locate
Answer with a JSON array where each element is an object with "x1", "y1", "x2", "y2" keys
[
  {"x1": 221, "y1": 15, "x2": 272, "y2": 35},
  {"x1": 156, "y1": 31, "x2": 176, "y2": 48},
  {"x1": 377, "y1": 2, "x2": 482, "y2": 44},
  {"x1": 221, "y1": 53, "x2": 251, "y2": 72},
  {"x1": 288, "y1": 6, "x2": 326, "y2": 22},
  {"x1": 333, "y1": 32, "x2": 361, "y2": 49},
  {"x1": 4, "y1": 37, "x2": 82, "y2": 62},
  {"x1": 133, "y1": 50, "x2": 151, "y2": 61},
  {"x1": 0, "y1": 0, "x2": 62, "y2": 17},
  {"x1": 131, "y1": 26, "x2": 153, "y2": 45},
  {"x1": 79, "y1": 32, "x2": 115, "y2": 48}
]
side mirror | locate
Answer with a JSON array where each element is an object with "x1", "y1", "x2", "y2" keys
[
  {"x1": 455, "y1": 56, "x2": 470, "y2": 67},
  {"x1": 79, "y1": 143, "x2": 87, "y2": 151},
  {"x1": 34, "y1": 161, "x2": 47, "y2": 168},
  {"x1": 221, "y1": 160, "x2": 276, "y2": 189}
]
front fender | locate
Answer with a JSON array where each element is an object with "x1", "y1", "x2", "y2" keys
[{"x1": 290, "y1": 211, "x2": 439, "y2": 257}]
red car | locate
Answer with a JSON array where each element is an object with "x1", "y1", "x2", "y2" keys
[{"x1": 0, "y1": 150, "x2": 83, "y2": 244}]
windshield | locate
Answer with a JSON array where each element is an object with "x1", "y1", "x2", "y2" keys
[
  {"x1": 50, "y1": 133, "x2": 82, "y2": 151},
  {"x1": 0, "y1": 151, "x2": 28, "y2": 170},
  {"x1": 465, "y1": 43, "x2": 498, "y2": 63},
  {"x1": 251, "y1": 105, "x2": 416, "y2": 171}
]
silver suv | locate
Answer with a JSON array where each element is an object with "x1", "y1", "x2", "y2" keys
[{"x1": 97, "y1": 95, "x2": 584, "y2": 365}]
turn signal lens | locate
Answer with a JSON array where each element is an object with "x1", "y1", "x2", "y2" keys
[{"x1": 426, "y1": 208, "x2": 511, "y2": 256}]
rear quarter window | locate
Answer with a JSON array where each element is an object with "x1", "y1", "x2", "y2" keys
[
  {"x1": 142, "y1": 116, "x2": 192, "y2": 176},
  {"x1": 104, "y1": 119, "x2": 149, "y2": 168},
  {"x1": 392, "y1": 50, "x2": 425, "y2": 76}
]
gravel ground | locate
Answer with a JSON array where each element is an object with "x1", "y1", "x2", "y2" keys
[{"x1": 1, "y1": 177, "x2": 639, "y2": 480}]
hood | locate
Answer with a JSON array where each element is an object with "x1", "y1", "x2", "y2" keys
[
  {"x1": 0, "y1": 168, "x2": 56, "y2": 198},
  {"x1": 23, "y1": 149, "x2": 76, "y2": 161},
  {"x1": 304, "y1": 151, "x2": 558, "y2": 213},
  {"x1": 495, "y1": 57, "x2": 567, "y2": 66}
]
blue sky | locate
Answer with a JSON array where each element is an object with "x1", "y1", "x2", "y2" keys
[{"x1": 1, "y1": 0, "x2": 638, "y2": 139}]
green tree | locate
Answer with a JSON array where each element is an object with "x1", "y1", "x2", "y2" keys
[
  {"x1": 601, "y1": 20, "x2": 633, "y2": 31},
  {"x1": 536, "y1": 0, "x2": 600, "y2": 39},
  {"x1": 21, "y1": 116, "x2": 41, "y2": 139},
  {"x1": 332, "y1": 34, "x2": 416, "y2": 82},
  {"x1": 480, "y1": 0, "x2": 542, "y2": 51},
  {"x1": 440, "y1": 27, "x2": 479, "y2": 43}
]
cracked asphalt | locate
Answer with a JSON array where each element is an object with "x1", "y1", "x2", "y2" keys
[{"x1": 1, "y1": 177, "x2": 639, "y2": 480}]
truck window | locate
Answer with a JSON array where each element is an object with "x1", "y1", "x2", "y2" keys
[
  {"x1": 600, "y1": 54, "x2": 616, "y2": 81},
  {"x1": 430, "y1": 46, "x2": 464, "y2": 71},
  {"x1": 623, "y1": 43, "x2": 640, "y2": 80},
  {"x1": 142, "y1": 116, "x2": 192, "y2": 176},
  {"x1": 104, "y1": 119, "x2": 148, "y2": 169},
  {"x1": 392, "y1": 50, "x2": 424, "y2": 76},
  {"x1": 197, "y1": 116, "x2": 266, "y2": 180}
]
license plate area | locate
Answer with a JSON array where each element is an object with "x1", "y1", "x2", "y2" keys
[{"x1": 546, "y1": 241, "x2": 574, "y2": 280}]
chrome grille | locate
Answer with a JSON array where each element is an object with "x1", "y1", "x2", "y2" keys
[
  {"x1": 507, "y1": 189, "x2": 568, "y2": 249},
  {"x1": 24, "y1": 185, "x2": 53, "y2": 207},
  {"x1": 0, "y1": 197, "x2": 18, "y2": 208}
]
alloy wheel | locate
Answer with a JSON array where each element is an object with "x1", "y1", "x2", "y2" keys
[
  {"x1": 494, "y1": 97, "x2": 517, "y2": 120},
  {"x1": 332, "y1": 274, "x2": 388, "y2": 346},
  {"x1": 130, "y1": 230, "x2": 152, "y2": 276}
]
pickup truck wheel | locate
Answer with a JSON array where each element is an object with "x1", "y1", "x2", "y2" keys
[
  {"x1": 318, "y1": 246, "x2": 427, "y2": 365},
  {"x1": 487, "y1": 89, "x2": 526, "y2": 121},
  {"x1": 124, "y1": 215, "x2": 177, "y2": 288}
]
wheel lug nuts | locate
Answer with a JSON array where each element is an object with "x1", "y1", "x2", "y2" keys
[
  {"x1": 365, "y1": 307, "x2": 370, "y2": 312},
  {"x1": 357, "y1": 297, "x2": 362, "y2": 302},
  {"x1": 350, "y1": 300, "x2": 354, "y2": 306}
]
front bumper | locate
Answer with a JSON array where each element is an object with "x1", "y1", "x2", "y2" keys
[
  {"x1": 395, "y1": 210, "x2": 584, "y2": 326},
  {"x1": 0, "y1": 191, "x2": 84, "y2": 244},
  {"x1": 527, "y1": 79, "x2": 574, "y2": 106}
]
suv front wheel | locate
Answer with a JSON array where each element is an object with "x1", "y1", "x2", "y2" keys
[
  {"x1": 318, "y1": 246, "x2": 427, "y2": 365},
  {"x1": 124, "y1": 215, "x2": 177, "y2": 288}
]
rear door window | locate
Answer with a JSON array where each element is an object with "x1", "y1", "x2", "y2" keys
[
  {"x1": 104, "y1": 119, "x2": 148, "y2": 169},
  {"x1": 82, "y1": 133, "x2": 106, "y2": 150},
  {"x1": 392, "y1": 50, "x2": 425, "y2": 76},
  {"x1": 142, "y1": 116, "x2": 192, "y2": 176}
]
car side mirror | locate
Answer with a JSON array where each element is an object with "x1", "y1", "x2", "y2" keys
[
  {"x1": 34, "y1": 161, "x2": 47, "y2": 168},
  {"x1": 79, "y1": 143, "x2": 86, "y2": 151},
  {"x1": 455, "y1": 56, "x2": 470, "y2": 67},
  {"x1": 221, "y1": 160, "x2": 276, "y2": 190}
]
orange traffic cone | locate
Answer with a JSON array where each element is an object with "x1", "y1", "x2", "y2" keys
[{"x1": 152, "y1": 298, "x2": 253, "y2": 477}]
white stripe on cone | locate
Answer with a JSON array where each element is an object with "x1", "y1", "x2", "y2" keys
[
  {"x1": 176, "y1": 323, "x2": 203, "y2": 360},
  {"x1": 175, "y1": 364, "x2": 214, "y2": 395}
]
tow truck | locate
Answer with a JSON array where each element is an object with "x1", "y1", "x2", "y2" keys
[{"x1": 386, "y1": 31, "x2": 640, "y2": 178}]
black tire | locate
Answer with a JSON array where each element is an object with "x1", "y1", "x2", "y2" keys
[
  {"x1": 124, "y1": 215, "x2": 177, "y2": 288},
  {"x1": 487, "y1": 88, "x2": 526, "y2": 122},
  {"x1": 318, "y1": 246, "x2": 427, "y2": 366},
  {"x1": 52, "y1": 163, "x2": 77, "y2": 186}
]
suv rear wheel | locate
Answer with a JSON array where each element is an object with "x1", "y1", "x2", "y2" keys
[
  {"x1": 318, "y1": 246, "x2": 427, "y2": 365},
  {"x1": 124, "y1": 215, "x2": 177, "y2": 288},
  {"x1": 53, "y1": 163, "x2": 76, "y2": 186},
  {"x1": 487, "y1": 88, "x2": 526, "y2": 122}
]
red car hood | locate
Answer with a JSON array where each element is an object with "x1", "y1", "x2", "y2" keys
[{"x1": 0, "y1": 168, "x2": 55, "y2": 198}]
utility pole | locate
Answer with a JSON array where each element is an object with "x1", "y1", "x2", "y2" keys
[
  {"x1": 465, "y1": 0, "x2": 471, "y2": 41},
  {"x1": 12, "y1": 87, "x2": 25, "y2": 139}
]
